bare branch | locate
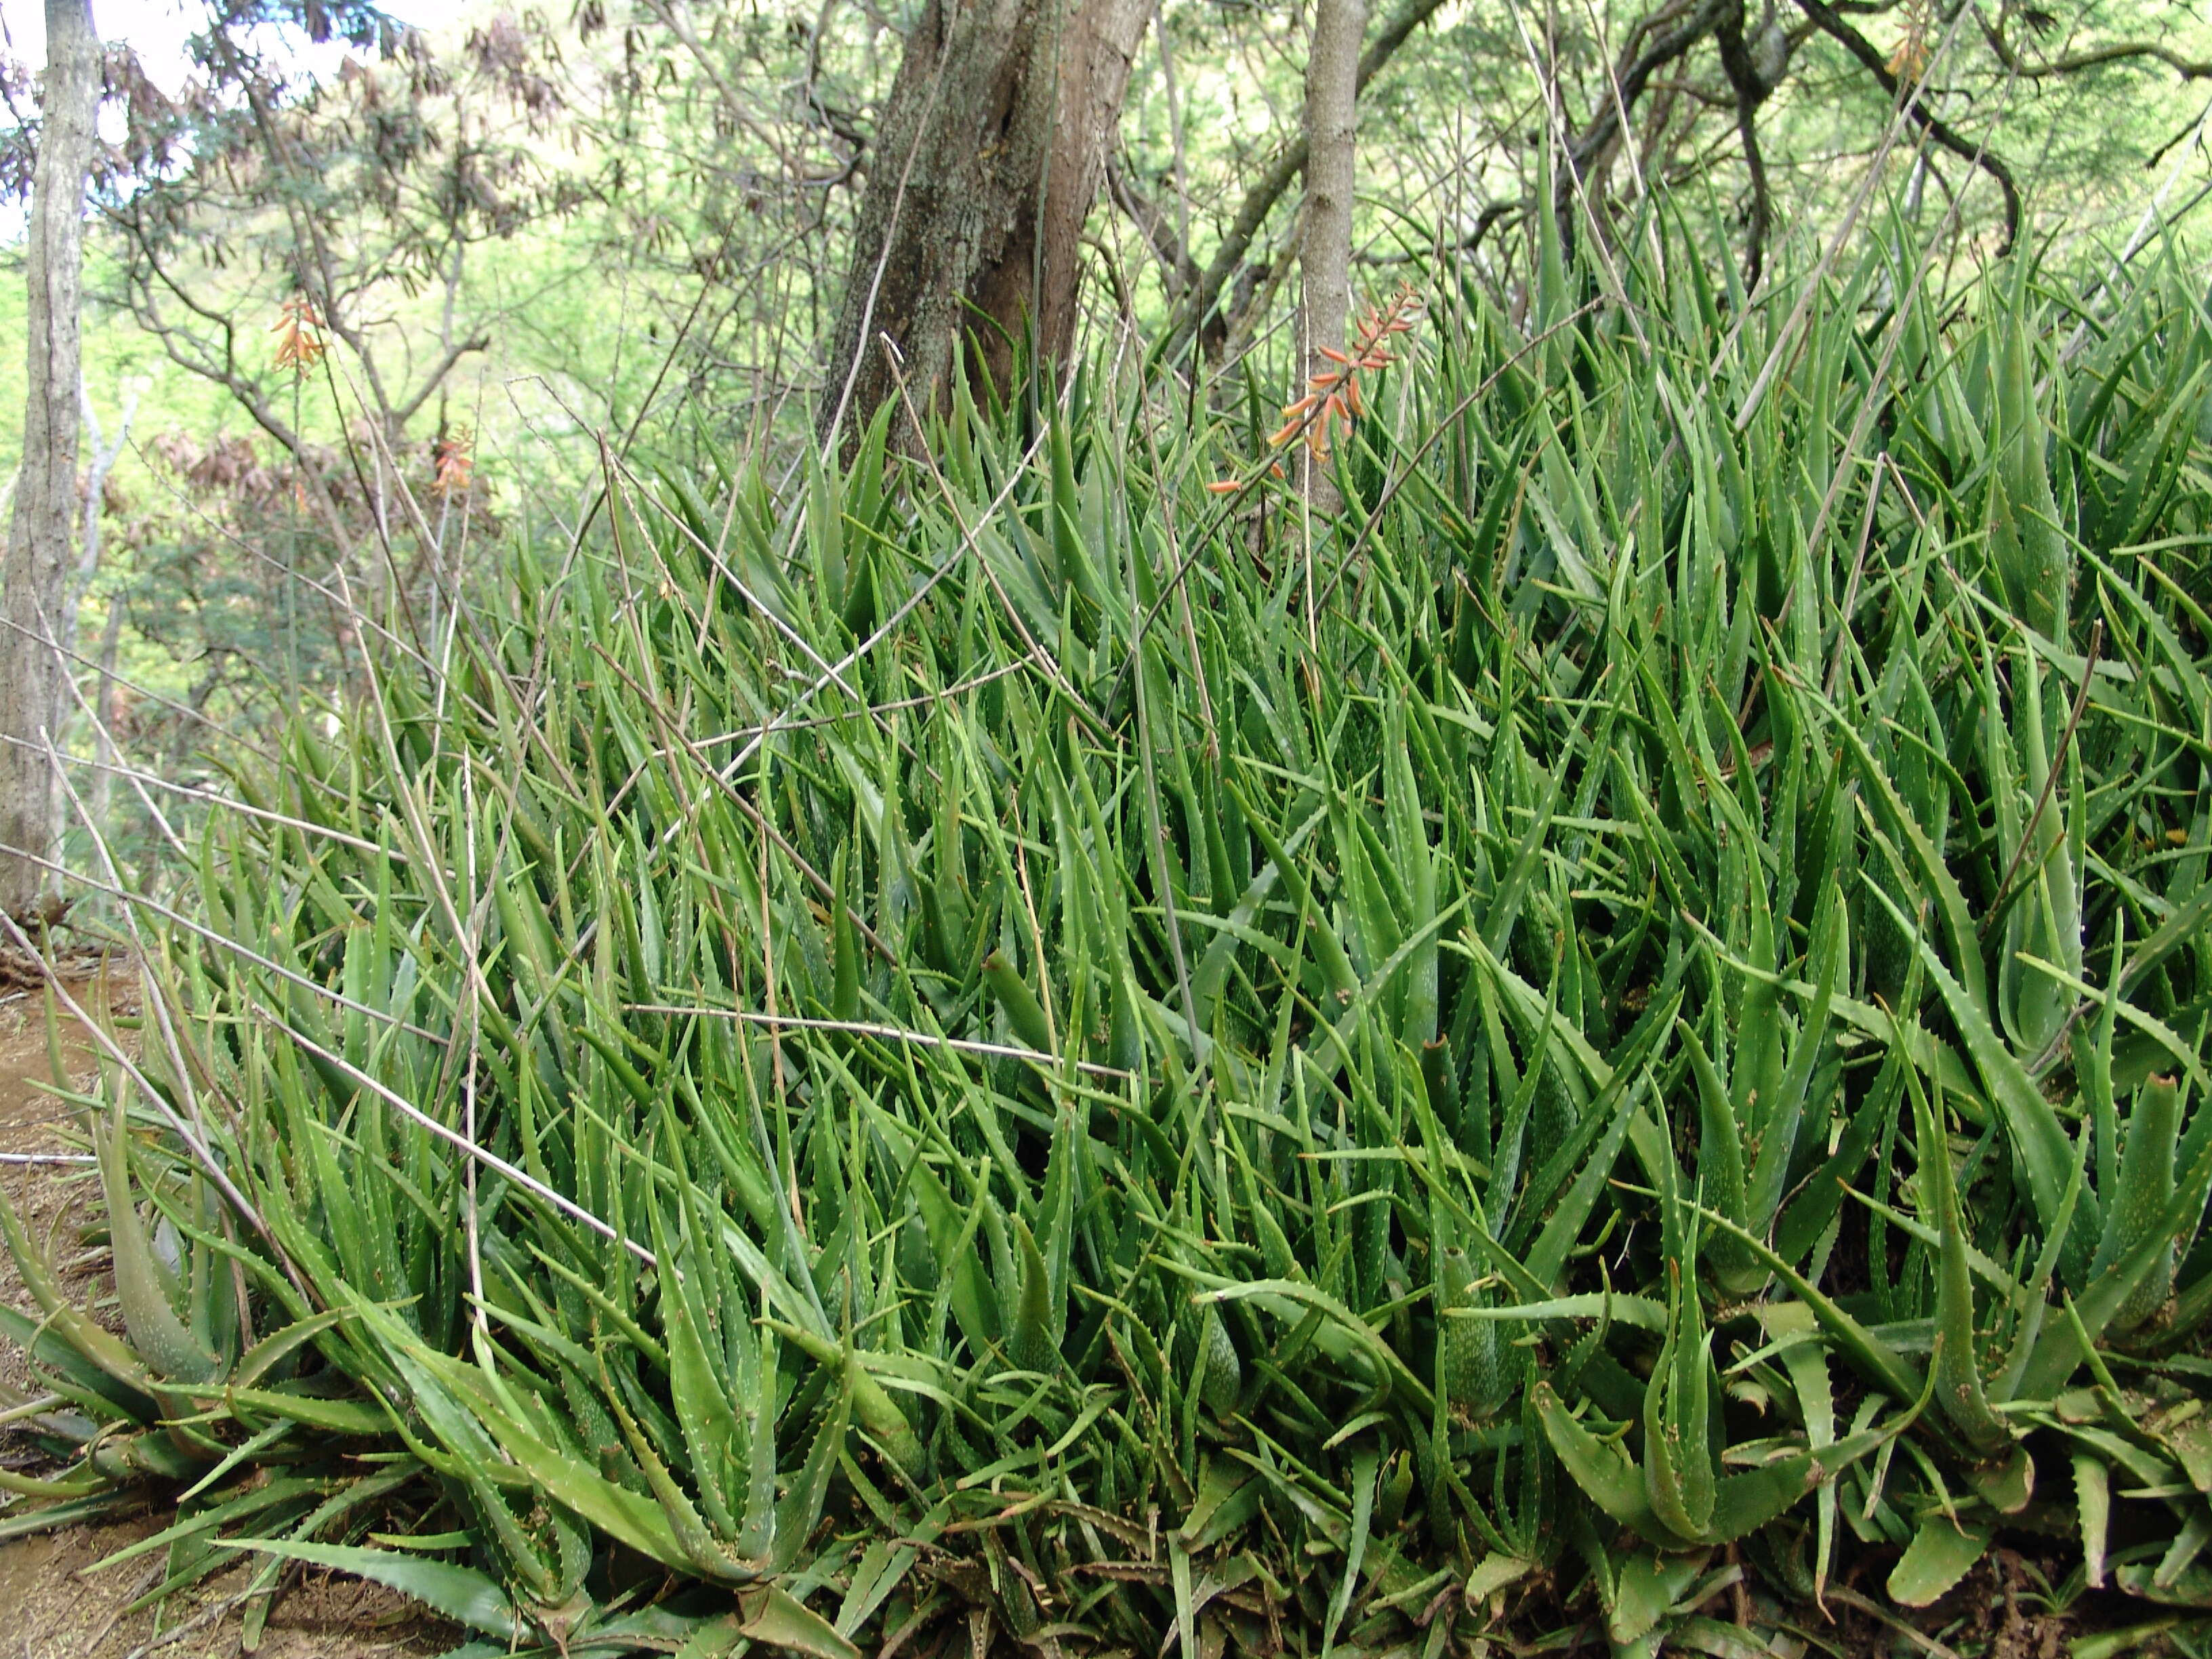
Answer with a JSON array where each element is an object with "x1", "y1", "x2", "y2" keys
[
  {"x1": 1106, "y1": 155, "x2": 1200, "y2": 298},
  {"x1": 1796, "y1": 0, "x2": 2021, "y2": 250},
  {"x1": 1714, "y1": 0, "x2": 1780, "y2": 289},
  {"x1": 1977, "y1": 7, "x2": 2212, "y2": 81},
  {"x1": 1567, "y1": 0, "x2": 1730, "y2": 186},
  {"x1": 391, "y1": 332, "x2": 493, "y2": 427}
]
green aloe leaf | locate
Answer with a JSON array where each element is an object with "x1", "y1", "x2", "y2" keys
[
  {"x1": 1903, "y1": 1059, "x2": 2011, "y2": 1456},
  {"x1": 2099, "y1": 1076, "x2": 2181, "y2": 1333},
  {"x1": 1862, "y1": 873, "x2": 2087, "y2": 1259},
  {"x1": 1533, "y1": 1383, "x2": 1693, "y2": 1550},
  {"x1": 1887, "y1": 1513, "x2": 1993, "y2": 1607},
  {"x1": 1643, "y1": 1155, "x2": 1716, "y2": 1540},
  {"x1": 734, "y1": 1584, "x2": 864, "y2": 1659},
  {"x1": 224, "y1": 1540, "x2": 527, "y2": 1640},
  {"x1": 98, "y1": 1104, "x2": 222, "y2": 1387}
]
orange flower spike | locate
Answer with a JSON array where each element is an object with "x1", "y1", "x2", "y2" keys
[
  {"x1": 272, "y1": 293, "x2": 328, "y2": 378},
  {"x1": 1206, "y1": 479, "x2": 1241, "y2": 495},
  {"x1": 1317, "y1": 345, "x2": 1351, "y2": 365}
]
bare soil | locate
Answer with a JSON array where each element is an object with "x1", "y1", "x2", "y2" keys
[{"x1": 0, "y1": 972, "x2": 457, "y2": 1659}]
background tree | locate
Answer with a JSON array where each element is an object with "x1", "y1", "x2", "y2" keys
[
  {"x1": 103, "y1": 5, "x2": 566, "y2": 657},
  {"x1": 1, "y1": 0, "x2": 98, "y2": 924},
  {"x1": 1299, "y1": 0, "x2": 1362, "y2": 508},
  {"x1": 1132, "y1": 0, "x2": 1450, "y2": 367},
  {"x1": 817, "y1": 0, "x2": 1149, "y2": 449},
  {"x1": 1, "y1": 0, "x2": 2208, "y2": 912}
]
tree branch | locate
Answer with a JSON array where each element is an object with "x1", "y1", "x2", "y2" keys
[
  {"x1": 391, "y1": 332, "x2": 493, "y2": 427},
  {"x1": 1106, "y1": 155, "x2": 1200, "y2": 298},
  {"x1": 117, "y1": 233, "x2": 359, "y2": 554},
  {"x1": 1797, "y1": 0, "x2": 2020, "y2": 250},
  {"x1": 1568, "y1": 0, "x2": 1731, "y2": 184},
  {"x1": 637, "y1": 0, "x2": 795, "y2": 169},
  {"x1": 1713, "y1": 0, "x2": 1778, "y2": 289},
  {"x1": 1976, "y1": 7, "x2": 2212, "y2": 81}
]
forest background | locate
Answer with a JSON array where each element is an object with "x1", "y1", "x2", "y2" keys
[{"x1": 1, "y1": 0, "x2": 2208, "y2": 892}]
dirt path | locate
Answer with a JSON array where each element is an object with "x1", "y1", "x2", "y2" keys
[{"x1": 0, "y1": 975, "x2": 455, "y2": 1659}]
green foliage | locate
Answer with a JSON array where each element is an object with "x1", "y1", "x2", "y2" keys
[{"x1": 7, "y1": 220, "x2": 2212, "y2": 1654}]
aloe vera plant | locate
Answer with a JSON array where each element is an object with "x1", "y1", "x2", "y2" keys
[{"x1": 4, "y1": 218, "x2": 2212, "y2": 1657}]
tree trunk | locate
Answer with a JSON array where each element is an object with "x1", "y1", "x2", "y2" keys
[
  {"x1": 1, "y1": 0, "x2": 99, "y2": 923},
  {"x1": 1299, "y1": 0, "x2": 1364, "y2": 509},
  {"x1": 819, "y1": 0, "x2": 1147, "y2": 451}
]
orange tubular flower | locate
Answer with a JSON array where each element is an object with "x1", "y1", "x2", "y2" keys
[
  {"x1": 1207, "y1": 283, "x2": 1422, "y2": 492},
  {"x1": 1277, "y1": 284, "x2": 1423, "y2": 464},
  {"x1": 432, "y1": 428, "x2": 477, "y2": 498},
  {"x1": 273, "y1": 293, "x2": 327, "y2": 379}
]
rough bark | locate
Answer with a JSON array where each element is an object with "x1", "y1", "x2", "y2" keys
[
  {"x1": 1, "y1": 0, "x2": 99, "y2": 922},
  {"x1": 819, "y1": 0, "x2": 1147, "y2": 451},
  {"x1": 966, "y1": 0, "x2": 1148, "y2": 399},
  {"x1": 1300, "y1": 0, "x2": 1364, "y2": 508}
]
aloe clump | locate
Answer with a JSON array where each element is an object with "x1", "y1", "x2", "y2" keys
[{"x1": 3, "y1": 222, "x2": 2211, "y2": 1655}]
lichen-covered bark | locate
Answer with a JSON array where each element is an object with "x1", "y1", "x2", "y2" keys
[
  {"x1": 819, "y1": 0, "x2": 1147, "y2": 451},
  {"x1": 1, "y1": 0, "x2": 99, "y2": 921}
]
